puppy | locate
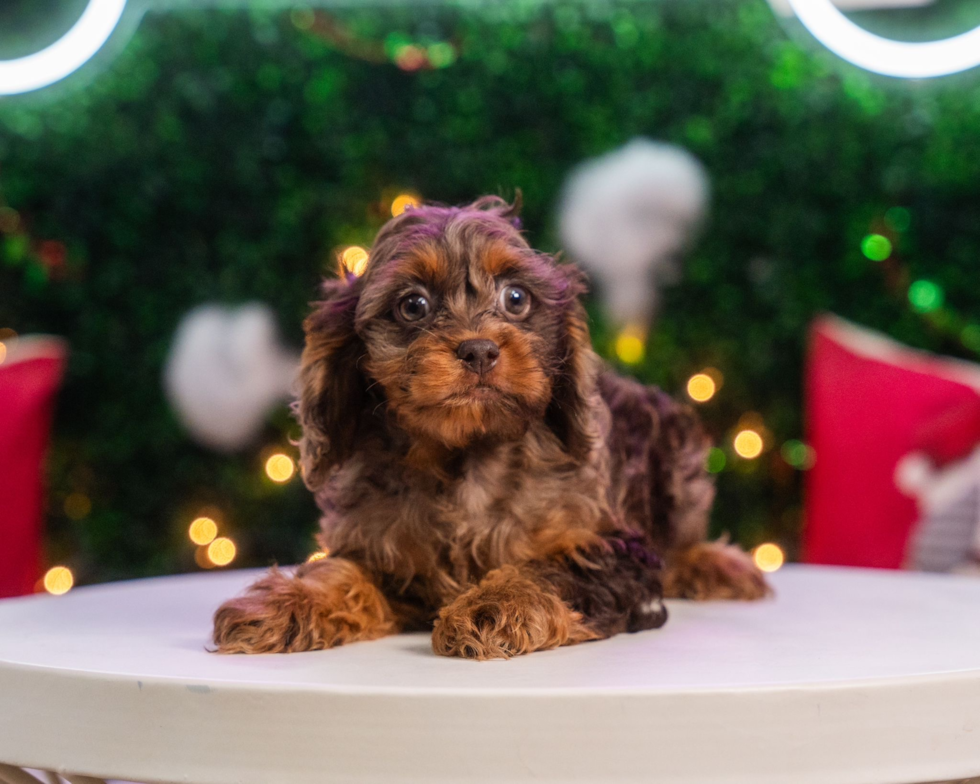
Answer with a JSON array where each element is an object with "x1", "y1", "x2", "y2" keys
[{"x1": 213, "y1": 196, "x2": 769, "y2": 659}]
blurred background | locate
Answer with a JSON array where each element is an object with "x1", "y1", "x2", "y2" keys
[{"x1": 3, "y1": 0, "x2": 980, "y2": 596}]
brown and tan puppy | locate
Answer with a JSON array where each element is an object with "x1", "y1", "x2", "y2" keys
[{"x1": 213, "y1": 196, "x2": 769, "y2": 660}]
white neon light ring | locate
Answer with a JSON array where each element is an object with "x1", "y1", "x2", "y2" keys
[
  {"x1": 786, "y1": 0, "x2": 980, "y2": 79},
  {"x1": 0, "y1": 0, "x2": 128, "y2": 96}
]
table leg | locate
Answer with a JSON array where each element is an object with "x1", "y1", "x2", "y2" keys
[
  {"x1": 0, "y1": 767, "x2": 106, "y2": 784},
  {"x1": 928, "y1": 779, "x2": 980, "y2": 783},
  {"x1": 0, "y1": 765, "x2": 46, "y2": 784}
]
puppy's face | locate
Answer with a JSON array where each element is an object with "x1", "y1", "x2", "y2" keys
[
  {"x1": 297, "y1": 198, "x2": 597, "y2": 487},
  {"x1": 356, "y1": 208, "x2": 572, "y2": 448}
]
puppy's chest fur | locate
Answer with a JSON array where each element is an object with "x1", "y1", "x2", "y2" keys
[{"x1": 317, "y1": 423, "x2": 614, "y2": 612}]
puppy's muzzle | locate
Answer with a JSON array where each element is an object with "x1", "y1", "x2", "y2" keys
[{"x1": 457, "y1": 339, "x2": 500, "y2": 376}]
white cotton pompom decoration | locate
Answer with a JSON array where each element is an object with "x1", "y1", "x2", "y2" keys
[
  {"x1": 894, "y1": 452, "x2": 935, "y2": 499},
  {"x1": 164, "y1": 303, "x2": 300, "y2": 452},
  {"x1": 559, "y1": 139, "x2": 709, "y2": 328}
]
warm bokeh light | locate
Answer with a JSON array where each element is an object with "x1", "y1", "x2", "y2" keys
[
  {"x1": 63, "y1": 493, "x2": 92, "y2": 521},
  {"x1": 391, "y1": 193, "x2": 421, "y2": 216},
  {"x1": 188, "y1": 516, "x2": 218, "y2": 546},
  {"x1": 702, "y1": 366, "x2": 724, "y2": 388},
  {"x1": 307, "y1": 550, "x2": 329, "y2": 562},
  {"x1": 614, "y1": 325, "x2": 645, "y2": 365},
  {"x1": 0, "y1": 341, "x2": 6, "y2": 365},
  {"x1": 43, "y1": 566, "x2": 74, "y2": 595},
  {"x1": 208, "y1": 537, "x2": 237, "y2": 567},
  {"x1": 861, "y1": 233, "x2": 892, "y2": 262},
  {"x1": 194, "y1": 546, "x2": 214, "y2": 570},
  {"x1": 394, "y1": 46, "x2": 427, "y2": 72},
  {"x1": 753, "y1": 543, "x2": 785, "y2": 573},
  {"x1": 340, "y1": 245, "x2": 369, "y2": 276},
  {"x1": 0, "y1": 208, "x2": 20, "y2": 233},
  {"x1": 265, "y1": 453, "x2": 296, "y2": 483},
  {"x1": 686, "y1": 373, "x2": 716, "y2": 403},
  {"x1": 908, "y1": 279, "x2": 944, "y2": 313},
  {"x1": 734, "y1": 429, "x2": 764, "y2": 459}
]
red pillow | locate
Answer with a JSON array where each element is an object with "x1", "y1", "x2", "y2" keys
[
  {"x1": 0, "y1": 337, "x2": 66, "y2": 598},
  {"x1": 804, "y1": 316, "x2": 980, "y2": 569}
]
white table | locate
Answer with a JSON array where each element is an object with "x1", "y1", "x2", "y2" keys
[{"x1": 1, "y1": 565, "x2": 979, "y2": 784}]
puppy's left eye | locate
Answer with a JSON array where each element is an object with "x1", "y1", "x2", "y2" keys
[
  {"x1": 500, "y1": 285, "x2": 531, "y2": 318},
  {"x1": 397, "y1": 293, "x2": 431, "y2": 322}
]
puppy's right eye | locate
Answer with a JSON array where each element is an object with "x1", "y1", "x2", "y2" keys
[{"x1": 396, "y1": 293, "x2": 430, "y2": 322}]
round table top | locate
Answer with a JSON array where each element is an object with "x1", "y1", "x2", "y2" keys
[{"x1": 1, "y1": 564, "x2": 979, "y2": 783}]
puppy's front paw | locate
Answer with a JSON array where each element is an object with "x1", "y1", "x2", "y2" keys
[
  {"x1": 212, "y1": 560, "x2": 395, "y2": 654},
  {"x1": 432, "y1": 566, "x2": 597, "y2": 660},
  {"x1": 664, "y1": 540, "x2": 771, "y2": 601}
]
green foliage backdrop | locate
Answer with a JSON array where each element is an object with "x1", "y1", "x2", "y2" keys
[{"x1": 3, "y1": 0, "x2": 980, "y2": 585}]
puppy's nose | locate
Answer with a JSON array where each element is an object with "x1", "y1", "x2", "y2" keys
[{"x1": 456, "y1": 339, "x2": 500, "y2": 376}]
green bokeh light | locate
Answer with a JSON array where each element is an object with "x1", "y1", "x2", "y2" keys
[
  {"x1": 781, "y1": 439, "x2": 812, "y2": 469},
  {"x1": 962, "y1": 324, "x2": 980, "y2": 353},
  {"x1": 861, "y1": 233, "x2": 892, "y2": 261},
  {"x1": 289, "y1": 8, "x2": 314, "y2": 30},
  {"x1": 706, "y1": 447, "x2": 727, "y2": 474},
  {"x1": 884, "y1": 207, "x2": 911, "y2": 233},
  {"x1": 908, "y1": 280, "x2": 944, "y2": 313},
  {"x1": 427, "y1": 42, "x2": 456, "y2": 69}
]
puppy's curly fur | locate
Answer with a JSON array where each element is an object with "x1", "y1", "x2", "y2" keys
[{"x1": 213, "y1": 196, "x2": 769, "y2": 659}]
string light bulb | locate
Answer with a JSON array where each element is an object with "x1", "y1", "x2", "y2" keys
[
  {"x1": 908, "y1": 280, "x2": 944, "y2": 313},
  {"x1": 0, "y1": 210, "x2": 19, "y2": 233},
  {"x1": 781, "y1": 439, "x2": 816, "y2": 470},
  {"x1": 686, "y1": 373, "x2": 716, "y2": 403},
  {"x1": 391, "y1": 193, "x2": 421, "y2": 217},
  {"x1": 734, "y1": 429, "x2": 764, "y2": 459},
  {"x1": 614, "y1": 324, "x2": 646, "y2": 365},
  {"x1": 43, "y1": 566, "x2": 74, "y2": 595},
  {"x1": 706, "y1": 447, "x2": 727, "y2": 474},
  {"x1": 861, "y1": 234, "x2": 892, "y2": 262},
  {"x1": 207, "y1": 537, "x2": 237, "y2": 567},
  {"x1": 194, "y1": 546, "x2": 214, "y2": 569},
  {"x1": 265, "y1": 453, "x2": 296, "y2": 483},
  {"x1": 188, "y1": 516, "x2": 218, "y2": 546},
  {"x1": 885, "y1": 207, "x2": 911, "y2": 233},
  {"x1": 394, "y1": 46, "x2": 427, "y2": 72},
  {"x1": 753, "y1": 543, "x2": 785, "y2": 573},
  {"x1": 340, "y1": 246, "x2": 369, "y2": 277},
  {"x1": 962, "y1": 324, "x2": 980, "y2": 353},
  {"x1": 64, "y1": 493, "x2": 92, "y2": 520}
]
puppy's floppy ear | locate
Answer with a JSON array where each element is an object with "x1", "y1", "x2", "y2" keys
[
  {"x1": 547, "y1": 265, "x2": 601, "y2": 460},
  {"x1": 296, "y1": 275, "x2": 365, "y2": 491}
]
